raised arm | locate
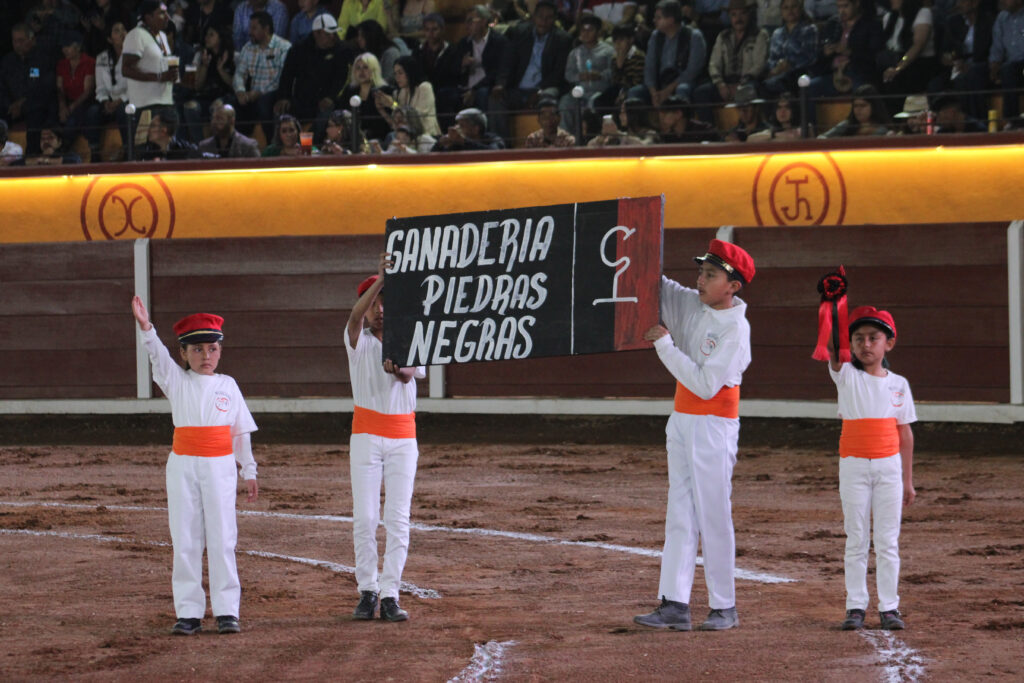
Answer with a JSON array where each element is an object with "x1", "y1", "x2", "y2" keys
[
  {"x1": 346, "y1": 252, "x2": 391, "y2": 348},
  {"x1": 132, "y1": 295, "x2": 152, "y2": 331}
]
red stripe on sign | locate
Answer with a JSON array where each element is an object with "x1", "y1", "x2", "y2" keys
[{"x1": 613, "y1": 196, "x2": 663, "y2": 350}]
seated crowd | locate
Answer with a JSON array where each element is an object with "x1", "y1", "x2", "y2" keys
[{"x1": 1, "y1": 0, "x2": 1020, "y2": 166}]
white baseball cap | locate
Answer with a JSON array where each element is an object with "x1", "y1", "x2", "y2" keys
[{"x1": 312, "y1": 13, "x2": 339, "y2": 32}]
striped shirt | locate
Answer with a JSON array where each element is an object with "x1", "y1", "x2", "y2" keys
[{"x1": 233, "y1": 33, "x2": 292, "y2": 94}]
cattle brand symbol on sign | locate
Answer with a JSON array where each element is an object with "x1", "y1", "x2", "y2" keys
[
  {"x1": 751, "y1": 152, "x2": 847, "y2": 226},
  {"x1": 80, "y1": 174, "x2": 176, "y2": 240},
  {"x1": 382, "y1": 197, "x2": 664, "y2": 367}
]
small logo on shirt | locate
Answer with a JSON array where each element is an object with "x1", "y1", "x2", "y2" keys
[
  {"x1": 215, "y1": 393, "x2": 230, "y2": 412},
  {"x1": 700, "y1": 336, "x2": 717, "y2": 356},
  {"x1": 890, "y1": 391, "x2": 905, "y2": 407}
]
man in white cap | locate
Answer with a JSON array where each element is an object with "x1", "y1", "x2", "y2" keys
[{"x1": 275, "y1": 12, "x2": 354, "y2": 140}]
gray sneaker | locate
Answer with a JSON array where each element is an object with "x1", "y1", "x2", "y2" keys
[
  {"x1": 879, "y1": 609, "x2": 905, "y2": 630},
  {"x1": 700, "y1": 607, "x2": 739, "y2": 631},
  {"x1": 634, "y1": 597, "x2": 691, "y2": 630},
  {"x1": 841, "y1": 609, "x2": 865, "y2": 630}
]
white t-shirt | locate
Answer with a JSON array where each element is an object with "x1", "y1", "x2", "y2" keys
[
  {"x1": 345, "y1": 328, "x2": 425, "y2": 414},
  {"x1": 829, "y1": 362, "x2": 917, "y2": 424},
  {"x1": 886, "y1": 7, "x2": 935, "y2": 58},
  {"x1": 122, "y1": 25, "x2": 174, "y2": 107}
]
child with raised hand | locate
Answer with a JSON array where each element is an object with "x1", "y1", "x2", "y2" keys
[
  {"x1": 131, "y1": 296, "x2": 259, "y2": 636},
  {"x1": 829, "y1": 306, "x2": 916, "y2": 631}
]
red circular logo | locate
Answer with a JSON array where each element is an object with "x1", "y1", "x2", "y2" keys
[
  {"x1": 752, "y1": 153, "x2": 847, "y2": 226},
  {"x1": 80, "y1": 174, "x2": 175, "y2": 240}
]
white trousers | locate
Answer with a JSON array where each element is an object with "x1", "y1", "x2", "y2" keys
[
  {"x1": 839, "y1": 454, "x2": 903, "y2": 612},
  {"x1": 165, "y1": 452, "x2": 240, "y2": 619},
  {"x1": 658, "y1": 412, "x2": 739, "y2": 609},
  {"x1": 349, "y1": 433, "x2": 419, "y2": 599}
]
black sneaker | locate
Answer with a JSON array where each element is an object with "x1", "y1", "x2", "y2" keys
[
  {"x1": 171, "y1": 618, "x2": 202, "y2": 636},
  {"x1": 216, "y1": 615, "x2": 240, "y2": 634},
  {"x1": 879, "y1": 609, "x2": 905, "y2": 630},
  {"x1": 380, "y1": 597, "x2": 409, "y2": 622},
  {"x1": 841, "y1": 609, "x2": 866, "y2": 630},
  {"x1": 633, "y1": 597, "x2": 691, "y2": 630},
  {"x1": 352, "y1": 591, "x2": 378, "y2": 620}
]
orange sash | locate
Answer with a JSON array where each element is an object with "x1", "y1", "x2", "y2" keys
[
  {"x1": 352, "y1": 406, "x2": 417, "y2": 439},
  {"x1": 172, "y1": 426, "x2": 233, "y2": 457},
  {"x1": 673, "y1": 383, "x2": 740, "y2": 418},
  {"x1": 840, "y1": 418, "x2": 900, "y2": 459}
]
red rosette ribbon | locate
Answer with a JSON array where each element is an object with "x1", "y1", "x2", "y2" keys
[{"x1": 813, "y1": 266, "x2": 850, "y2": 362}]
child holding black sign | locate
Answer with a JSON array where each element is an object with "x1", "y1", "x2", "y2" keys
[{"x1": 634, "y1": 239, "x2": 754, "y2": 632}]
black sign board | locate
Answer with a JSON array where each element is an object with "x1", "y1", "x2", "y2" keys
[{"x1": 382, "y1": 197, "x2": 664, "y2": 367}]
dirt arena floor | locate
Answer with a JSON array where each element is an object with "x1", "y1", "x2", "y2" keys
[{"x1": 1, "y1": 416, "x2": 1022, "y2": 681}]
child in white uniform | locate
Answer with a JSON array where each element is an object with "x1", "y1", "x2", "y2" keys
[
  {"x1": 132, "y1": 297, "x2": 259, "y2": 636},
  {"x1": 345, "y1": 253, "x2": 426, "y2": 622},
  {"x1": 634, "y1": 239, "x2": 755, "y2": 632},
  {"x1": 829, "y1": 305, "x2": 916, "y2": 631}
]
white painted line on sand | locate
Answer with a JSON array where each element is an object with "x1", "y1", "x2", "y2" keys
[
  {"x1": 858, "y1": 630, "x2": 926, "y2": 682},
  {"x1": 0, "y1": 500, "x2": 796, "y2": 584},
  {"x1": 447, "y1": 640, "x2": 517, "y2": 683}
]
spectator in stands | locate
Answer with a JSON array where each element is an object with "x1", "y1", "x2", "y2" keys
[
  {"x1": 694, "y1": 0, "x2": 769, "y2": 122},
  {"x1": 261, "y1": 112, "x2": 303, "y2": 156},
  {"x1": 276, "y1": 14, "x2": 354, "y2": 141},
  {"x1": 762, "y1": 0, "x2": 817, "y2": 97},
  {"x1": 233, "y1": 10, "x2": 291, "y2": 140},
  {"x1": 756, "y1": 0, "x2": 784, "y2": 33},
  {"x1": 524, "y1": 97, "x2": 576, "y2": 146},
  {"x1": 373, "y1": 55, "x2": 441, "y2": 135},
  {"x1": 803, "y1": 0, "x2": 836, "y2": 25},
  {"x1": 27, "y1": 1, "x2": 82, "y2": 62},
  {"x1": 618, "y1": 94, "x2": 660, "y2": 141},
  {"x1": 747, "y1": 89, "x2": 803, "y2": 139},
  {"x1": 87, "y1": 20, "x2": 128, "y2": 160},
  {"x1": 336, "y1": 52, "x2": 393, "y2": 141},
  {"x1": 587, "y1": 111, "x2": 649, "y2": 146},
  {"x1": 378, "y1": 123, "x2": 419, "y2": 152},
  {"x1": 635, "y1": 0, "x2": 707, "y2": 107},
  {"x1": 19, "y1": 124, "x2": 81, "y2": 164},
  {"x1": 989, "y1": 0, "x2": 1024, "y2": 128},
  {"x1": 337, "y1": 0, "x2": 390, "y2": 40},
  {"x1": 0, "y1": 118, "x2": 25, "y2": 165},
  {"x1": 290, "y1": 0, "x2": 331, "y2": 45},
  {"x1": 879, "y1": 0, "x2": 939, "y2": 102},
  {"x1": 432, "y1": 106, "x2": 506, "y2": 150},
  {"x1": 578, "y1": 0, "x2": 640, "y2": 27},
  {"x1": 355, "y1": 19, "x2": 403, "y2": 83},
  {"x1": 723, "y1": 81, "x2": 769, "y2": 139},
  {"x1": 657, "y1": 92, "x2": 722, "y2": 141},
  {"x1": 694, "y1": 0, "x2": 728, "y2": 46},
  {"x1": 138, "y1": 106, "x2": 196, "y2": 159},
  {"x1": 55, "y1": 33, "x2": 96, "y2": 160},
  {"x1": 387, "y1": 106, "x2": 437, "y2": 151},
  {"x1": 416, "y1": 14, "x2": 462, "y2": 123},
  {"x1": 931, "y1": 92, "x2": 986, "y2": 132},
  {"x1": 455, "y1": 6, "x2": 508, "y2": 114},
  {"x1": 807, "y1": 0, "x2": 883, "y2": 114},
  {"x1": 182, "y1": 23, "x2": 235, "y2": 143},
  {"x1": 122, "y1": 1, "x2": 176, "y2": 143},
  {"x1": 1, "y1": 23, "x2": 57, "y2": 155},
  {"x1": 184, "y1": 0, "x2": 234, "y2": 48},
  {"x1": 891, "y1": 92, "x2": 928, "y2": 134},
  {"x1": 934, "y1": 0, "x2": 993, "y2": 121},
  {"x1": 490, "y1": 0, "x2": 573, "y2": 141},
  {"x1": 819, "y1": 83, "x2": 891, "y2": 136},
  {"x1": 559, "y1": 14, "x2": 614, "y2": 135},
  {"x1": 608, "y1": 23, "x2": 646, "y2": 106},
  {"x1": 233, "y1": 0, "x2": 289, "y2": 49},
  {"x1": 318, "y1": 108, "x2": 369, "y2": 153},
  {"x1": 388, "y1": 0, "x2": 437, "y2": 42},
  {"x1": 198, "y1": 102, "x2": 260, "y2": 157},
  {"x1": 80, "y1": 0, "x2": 132, "y2": 58}
]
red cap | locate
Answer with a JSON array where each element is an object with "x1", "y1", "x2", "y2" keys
[
  {"x1": 357, "y1": 275, "x2": 380, "y2": 297},
  {"x1": 848, "y1": 306, "x2": 896, "y2": 338},
  {"x1": 694, "y1": 239, "x2": 755, "y2": 284},
  {"x1": 173, "y1": 313, "x2": 224, "y2": 344}
]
